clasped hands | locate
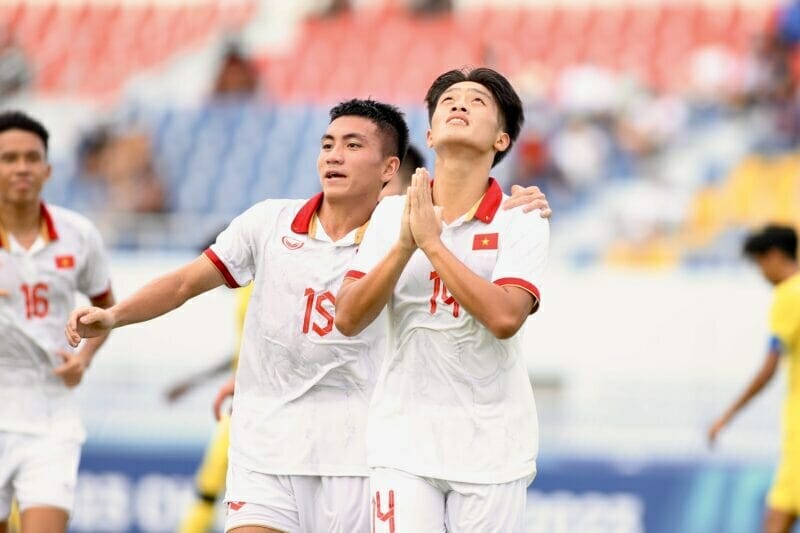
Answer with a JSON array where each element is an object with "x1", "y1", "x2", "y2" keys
[{"x1": 399, "y1": 168, "x2": 442, "y2": 254}]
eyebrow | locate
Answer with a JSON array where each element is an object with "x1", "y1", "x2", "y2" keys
[
  {"x1": 321, "y1": 133, "x2": 370, "y2": 143},
  {"x1": 441, "y1": 87, "x2": 493, "y2": 100}
]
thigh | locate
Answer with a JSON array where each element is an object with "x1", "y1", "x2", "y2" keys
[
  {"x1": 19, "y1": 506, "x2": 68, "y2": 533},
  {"x1": 14, "y1": 435, "x2": 80, "y2": 516},
  {"x1": 370, "y1": 468, "x2": 445, "y2": 533},
  {"x1": 291, "y1": 476, "x2": 370, "y2": 533},
  {"x1": 223, "y1": 463, "x2": 299, "y2": 533},
  {"x1": 763, "y1": 507, "x2": 796, "y2": 533},
  {"x1": 445, "y1": 478, "x2": 528, "y2": 533}
]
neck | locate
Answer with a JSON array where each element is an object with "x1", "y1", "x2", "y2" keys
[
  {"x1": 432, "y1": 149, "x2": 494, "y2": 223},
  {"x1": 317, "y1": 193, "x2": 376, "y2": 241},
  {"x1": 0, "y1": 199, "x2": 40, "y2": 236},
  {"x1": 778, "y1": 262, "x2": 799, "y2": 284}
]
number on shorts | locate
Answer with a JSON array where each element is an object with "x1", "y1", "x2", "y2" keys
[{"x1": 373, "y1": 490, "x2": 395, "y2": 533}]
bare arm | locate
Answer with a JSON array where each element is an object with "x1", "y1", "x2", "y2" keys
[
  {"x1": 335, "y1": 195, "x2": 416, "y2": 336},
  {"x1": 165, "y1": 354, "x2": 236, "y2": 402},
  {"x1": 424, "y1": 242, "x2": 535, "y2": 339},
  {"x1": 708, "y1": 351, "x2": 780, "y2": 446},
  {"x1": 66, "y1": 255, "x2": 225, "y2": 346}
]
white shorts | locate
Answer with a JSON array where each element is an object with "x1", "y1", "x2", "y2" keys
[
  {"x1": 370, "y1": 467, "x2": 528, "y2": 533},
  {"x1": 224, "y1": 462, "x2": 370, "y2": 532},
  {"x1": 0, "y1": 431, "x2": 81, "y2": 519}
]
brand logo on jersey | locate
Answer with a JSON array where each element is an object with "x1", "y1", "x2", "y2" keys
[
  {"x1": 282, "y1": 236, "x2": 304, "y2": 250},
  {"x1": 472, "y1": 233, "x2": 498, "y2": 250},
  {"x1": 228, "y1": 501, "x2": 246, "y2": 512},
  {"x1": 55, "y1": 255, "x2": 75, "y2": 269}
]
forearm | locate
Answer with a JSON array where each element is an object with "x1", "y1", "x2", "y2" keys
[
  {"x1": 336, "y1": 244, "x2": 414, "y2": 336},
  {"x1": 111, "y1": 259, "x2": 220, "y2": 328},
  {"x1": 722, "y1": 364, "x2": 777, "y2": 422},
  {"x1": 78, "y1": 333, "x2": 110, "y2": 364},
  {"x1": 424, "y1": 241, "x2": 529, "y2": 339}
]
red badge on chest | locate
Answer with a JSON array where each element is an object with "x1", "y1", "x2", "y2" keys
[
  {"x1": 55, "y1": 255, "x2": 75, "y2": 269},
  {"x1": 472, "y1": 233, "x2": 498, "y2": 250}
]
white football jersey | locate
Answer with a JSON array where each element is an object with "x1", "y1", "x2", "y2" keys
[
  {"x1": 347, "y1": 179, "x2": 549, "y2": 484},
  {"x1": 0, "y1": 204, "x2": 111, "y2": 442},
  {"x1": 207, "y1": 195, "x2": 385, "y2": 476}
]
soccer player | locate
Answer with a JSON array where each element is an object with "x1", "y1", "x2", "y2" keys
[
  {"x1": 708, "y1": 225, "x2": 800, "y2": 533},
  {"x1": 66, "y1": 99, "x2": 550, "y2": 533},
  {"x1": 336, "y1": 67, "x2": 548, "y2": 533},
  {"x1": 0, "y1": 111, "x2": 114, "y2": 533}
]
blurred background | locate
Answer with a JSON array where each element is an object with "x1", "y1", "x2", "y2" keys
[{"x1": 3, "y1": 0, "x2": 799, "y2": 530}]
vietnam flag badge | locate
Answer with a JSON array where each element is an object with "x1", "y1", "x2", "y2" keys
[
  {"x1": 55, "y1": 255, "x2": 75, "y2": 269},
  {"x1": 472, "y1": 233, "x2": 499, "y2": 250}
]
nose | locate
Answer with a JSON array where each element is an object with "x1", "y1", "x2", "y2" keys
[
  {"x1": 450, "y1": 103, "x2": 467, "y2": 113},
  {"x1": 326, "y1": 145, "x2": 344, "y2": 165}
]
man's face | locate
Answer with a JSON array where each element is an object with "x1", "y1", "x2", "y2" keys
[
  {"x1": 754, "y1": 249, "x2": 785, "y2": 285},
  {"x1": 317, "y1": 116, "x2": 395, "y2": 201},
  {"x1": 427, "y1": 81, "x2": 509, "y2": 157},
  {"x1": 0, "y1": 129, "x2": 50, "y2": 206}
]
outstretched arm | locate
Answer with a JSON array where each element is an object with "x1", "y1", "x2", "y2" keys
[
  {"x1": 708, "y1": 351, "x2": 780, "y2": 446},
  {"x1": 66, "y1": 255, "x2": 225, "y2": 346}
]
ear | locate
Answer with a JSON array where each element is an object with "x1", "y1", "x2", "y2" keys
[
  {"x1": 382, "y1": 156, "x2": 401, "y2": 186},
  {"x1": 493, "y1": 132, "x2": 510, "y2": 154},
  {"x1": 426, "y1": 128, "x2": 434, "y2": 148},
  {"x1": 43, "y1": 161, "x2": 52, "y2": 184}
]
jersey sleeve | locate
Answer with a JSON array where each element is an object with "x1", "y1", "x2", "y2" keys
[
  {"x1": 205, "y1": 202, "x2": 270, "y2": 288},
  {"x1": 769, "y1": 289, "x2": 798, "y2": 355},
  {"x1": 77, "y1": 223, "x2": 112, "y2": 299},
  {"x1": 491, "y1": 209, "x2": 549, "y2": 312},
  {"x1": 345, "y1": 195, "x2": 404, "y2": 280}
]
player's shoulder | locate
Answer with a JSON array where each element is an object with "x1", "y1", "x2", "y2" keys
[
  {"x1": 44, "y1": 204, "x2": 101, "y2": 237},
  {"x1": 775, "y1": 273, "x2": 800, "y2": 306},
  {"x1": 373, "y1": 194, "x2": 405, "y2": 218},
  {"x1": 494, "y1": 196, "x2": 549, "y2": 233},
  {"x1": 238, "y1": 198, "x2": 302, "y2": 223}
]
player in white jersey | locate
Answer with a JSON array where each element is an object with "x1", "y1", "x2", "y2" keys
[
  {"x1": 0, "y1": 111, "x2": 115, "y2": 533},
  {"x1": 66, "y1": 99, "x2": 549, "y2": 533},
  {"x1": 336, "y1": 67, "x2": 548, "y2": 533}
]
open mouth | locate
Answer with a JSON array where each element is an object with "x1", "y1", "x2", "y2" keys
[
  {"x1": 446, "y1": 116, "x2": 469, "y2": 126},
  {"x1": 325, "y1": 170, "x2": 347, "y2": 179}
]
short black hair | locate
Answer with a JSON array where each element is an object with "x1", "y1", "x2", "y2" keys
[
  {"x1": 329, "y1": 99, "x2": 409, "y2": 162},
  {"x1": 743, "y1": 224, "x2": 797, "y2": 260},
  {"x1": 397, "y1": 144, "x2": 426, "y2": 188},
  {"x1": 424, "y1": 67, "x2": 524, "y2": 167},
  {"x1": 0, "y1": 110, "x2": 49, "y2": 153}
]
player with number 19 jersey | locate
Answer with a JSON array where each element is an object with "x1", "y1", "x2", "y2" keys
[
  {"x1": 0, "y1": 203, "x2": 111, "y2": 442},
  {"x1": 205, "y1": 193, "x2": 385, "y2": 480}
]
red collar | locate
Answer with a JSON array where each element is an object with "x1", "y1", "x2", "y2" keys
[
  {"x1": 0, "y1": 203, "x2": 58, "y2": 250},
  {"x1": 464, "y1": 178, "x2": 503, "y2": 224},
  {"x1": 290, "y1": 193, "x2": 324, "y2": 234}
]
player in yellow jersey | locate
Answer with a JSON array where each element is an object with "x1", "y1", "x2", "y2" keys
[
  {"x1": 170, "y1": 283, "x2": 252, "y2": 533},
  {"x1": 708, "y1": 224, "x2": 800, "y2": 533}
]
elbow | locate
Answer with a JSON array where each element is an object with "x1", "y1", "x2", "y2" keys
[
  {"x1": 487, "y1": 314, "x2": 524, "y2": 340},
  {"x1": 334, "y1": 313, "x2": 362, "y2": 337}
]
